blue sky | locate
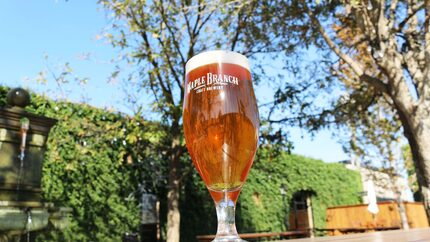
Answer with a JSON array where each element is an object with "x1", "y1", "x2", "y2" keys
[
  {"x1": 0, "y1": 0, "x2": 349, "y2": 163},
  {"x1": 0, "y1": 1, "x2": 128, "y2": 109}
]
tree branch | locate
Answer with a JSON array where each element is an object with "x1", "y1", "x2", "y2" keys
[
  {"x1": 230, "y1": 0, "x2": 257, "y2": 51},
  {"x1": 189, "y1": 5, "x2": 215, "y2": 57},
  {"x1": 359, "y1": 74, "x2": 389, "y2": 94},
  {"x1": 129, "y1": 6, "x2": 175, "y2": 107},
  {"x1": 303, "y1": 1, "x2": 388, "y2": 94},
  {"x1": 148, "y1": 75, "x2": 168, "y2": 114},
  {"x1": 388, "y1": 0, "x2": 399, "y2": 30},
  {"x1": 155, "y1": 34, "x2": 183, "y2": 92},
  {"x1": 186, "y1": 3, "x2": 216, "y2": 60},
  {"x1": 349, "y1": 35, "x2": 368, "y2": 47},
  {"x1": 180, "y1": 0, "x2": 193, "y2": 40},
  {"x1": 191, "y1": 0, "x2": 203, "y2": 38},
  {"x1": 396, "y1": 0, "x2": 423, "y2": 100},
  {"x1": 195, "y1": 10, "x2": 215, "y2": 38},
  {"x1": 158, "y1": 1, "x2": 187, "y2": 70},
  {"x1": 185, "y1": 1, "x2": 202, "y2": 61},
  {"x1": 230, "y1": 12, "x2": 242, "y2": 51},
  {"x1": 403, "y1": 49, "x2": 424, "y2": 99},
  {"x1": 359, "y1": 1, "x2": 378, "y2": 41},
  {"x1": 156, "y1": 1, "x2": 184, "y2": 96},
  {"x1": 422, "y1": 0, "x2": 430, "y2": 104},
  {"x1": 398, "y1": 1, "x2": 425, "y2": 31}
]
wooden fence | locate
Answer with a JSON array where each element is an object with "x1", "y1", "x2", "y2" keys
[{"x1": 325, "y1": 201, "x2": 428, "y2": 235}]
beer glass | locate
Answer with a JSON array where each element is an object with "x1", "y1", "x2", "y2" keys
[{"x1": 183, "y1": 50, "x2": 259, "y2": 241}]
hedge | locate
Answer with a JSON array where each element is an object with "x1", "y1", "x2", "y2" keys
[
  {"x1": 0, "y1": 86, "x2": 168, "y2": 241},
  {"x1": 0, "y1": 86, "x2": 362, "y2": 241}
]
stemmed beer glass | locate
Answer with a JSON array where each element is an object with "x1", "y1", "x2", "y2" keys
[{"x1": 183, "y1": 50, "x2": 259, "y2": 241}]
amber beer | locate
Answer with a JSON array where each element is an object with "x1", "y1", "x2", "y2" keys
[{"x1": 183, "y1": 51, "x2": 259, "y2": 203}]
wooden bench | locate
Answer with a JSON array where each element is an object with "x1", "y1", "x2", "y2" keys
[{"x1": 196, "y1": 231, "x2": 309, "y2": 242}]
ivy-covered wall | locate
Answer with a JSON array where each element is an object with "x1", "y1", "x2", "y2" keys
[
  {"x1": 179, "y1": 148, "x2": 363, "y2": 241},
  {"x1": 240, "y1": 149, "x2": 363, "y2": 231},
  {"x1": 1, "y1": 86, "x2": 362, "y2": 241},
  {"x1": 0, "y1": 86, "x2": 167, "y2": 242}
]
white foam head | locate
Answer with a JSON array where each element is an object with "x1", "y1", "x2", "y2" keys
[{"x1": 186, "y1": 50, "x2": 250, "y2": 74}]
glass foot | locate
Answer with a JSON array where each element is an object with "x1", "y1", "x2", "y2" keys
[{"x1": 212, "y1": 237, "x2": 247, "y2": 242}]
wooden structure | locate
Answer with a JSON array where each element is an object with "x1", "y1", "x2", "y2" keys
[
  {"x1": 289, "y1": 210, "x2": 310, "y2": 231},
  {"x1": 288, "y1": 191, "x2": 315, "y2": 237},
  {"x1": 325, "y1": 201, "x2": 428, "y2": 235}
]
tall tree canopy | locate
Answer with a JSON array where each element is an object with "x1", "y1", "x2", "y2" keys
[{"x1": 263, "y1": 0, "x2": 430, "y2": 217}]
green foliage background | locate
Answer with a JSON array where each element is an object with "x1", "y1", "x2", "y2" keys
[
  {"x1": 241, "y1": 150, "x2": 362, "y2": 232},
  {"x1": 1, "y1": 86, "x2": 362, "y2": 241},
  {"x1": 179, "y1": 148, "x2": 363, "y2": 241},
  {"x1": 0, "y1": 86, "x2": 168, "y2": 241}
]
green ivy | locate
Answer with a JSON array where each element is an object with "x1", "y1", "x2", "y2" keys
[
  {"x1": 242, "y1": 149, "x2": 362, "y2": 231},
  {"x1": 0, "y1": 86, "x2": 362, "y2": 241},
  {"x1": 0, "y1": 86, "x2": 168, "y2": 241},
  {"x1": 179, "y1": 148, "x2": 363, "y2": 241}
]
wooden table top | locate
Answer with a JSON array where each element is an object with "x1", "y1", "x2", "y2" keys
[
  {"x1": 274, "y1": 228, "x2": 430, "y2": 242},
  {"x1": 196, "y1": 231, "x2": 308, "y2": 241}
]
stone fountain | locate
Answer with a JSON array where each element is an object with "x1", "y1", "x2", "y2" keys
[{"x1": 0, "y1": 88, "x2": 70, "y2": 241}]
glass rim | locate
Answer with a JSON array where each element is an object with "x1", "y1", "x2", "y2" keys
[{"x1": 185, "y1": 50, "x2": 250, "y2": 74}]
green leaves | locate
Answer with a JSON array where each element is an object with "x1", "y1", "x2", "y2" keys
[
  {"x1": 179, "y1": 146, "x2": 362, "y2": 240},
  {"x1": 0, "y1": 86, "x2": 167, "y2": 241}
]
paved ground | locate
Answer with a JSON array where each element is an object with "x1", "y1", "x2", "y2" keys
[{"x1": 273, "y1": 228, "x2": 430, "y2": 242}]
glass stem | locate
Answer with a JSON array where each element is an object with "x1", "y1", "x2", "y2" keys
[{"x1": 214, "y1": 195, "x2": 243, "y2": 242}]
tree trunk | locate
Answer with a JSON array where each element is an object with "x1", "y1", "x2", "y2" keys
[
  {"x1": 391, "y1": 181, "x2": 409, "y2": 230},
  {"x1": 166, "y1": 161, "x2": 180, "y2": 242},
  {"x1": 166, "y1": 126, "x2": 183, "y2": 242},
  {"x1": 410, "y1": 115, "x2": 430, "y2": 221},
  {"x1": 395, "y1": 190, "x2": 409, "y2": 230},
  {"x1": 389, "y1": 164, "x2": 409, "y2": 229},
  {"x1": 380, "y1": 44, "x2": 430, "y2": 222},
  {"x1": 397, "y1": 105, "x2": 430, "y2": 221}
]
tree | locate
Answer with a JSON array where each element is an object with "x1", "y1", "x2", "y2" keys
[
  {"x1": 261, "y1": 0, "x2": 430, "y2": 218},
  {"x1": 346, "y1": 101, "x2": 410, "y2": 229},
  {"x1": 98, "y1": 1, "x2": 278, "y2": 240}
]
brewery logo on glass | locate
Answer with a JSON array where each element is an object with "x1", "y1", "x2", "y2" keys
[{"x1": 187, "y1": 73, "x2": 240, "y2": 94}]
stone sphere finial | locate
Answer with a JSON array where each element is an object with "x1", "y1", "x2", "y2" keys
[{"x1": 6, "y1": 88, "x2": 31, "y2": 108}]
